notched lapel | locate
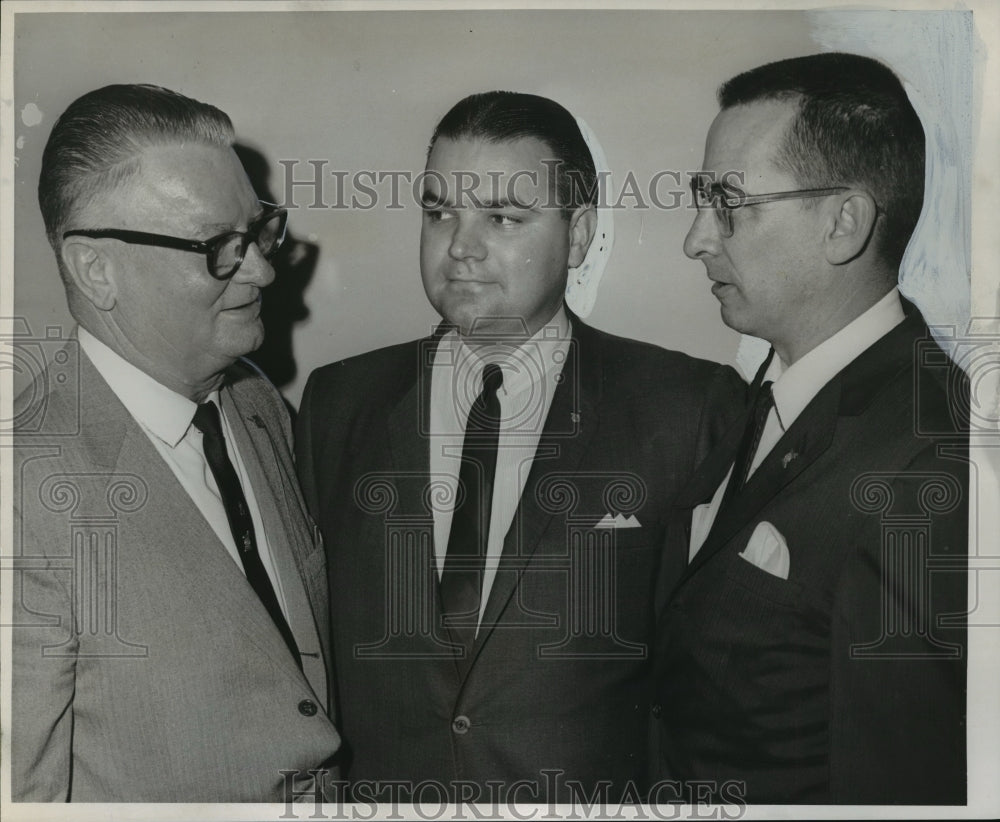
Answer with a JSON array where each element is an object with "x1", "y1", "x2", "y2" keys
[
  {"x1": 387, "y1": 381, "x2": 432, "y2": 510},
  {"x1": 220, "y1": 387, "x2": 328, "y2": 692},
  {"x1": 383, "y1": 340, "x2": 460, "y2": 662},
  {"x1": 681, "y1": 380, "x2": 840, "y2": 584},
  {"x1": 674, "y1": 415, "x2": 746, "y2": 511}
]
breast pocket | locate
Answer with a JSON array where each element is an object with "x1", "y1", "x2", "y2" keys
[{"x1": 725, "y1": 553, "x2": 803, "y2": 609}]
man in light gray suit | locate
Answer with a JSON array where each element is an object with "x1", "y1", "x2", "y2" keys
[{"x1": 9, "y1": 84, "x2": 340, "y2": 802}]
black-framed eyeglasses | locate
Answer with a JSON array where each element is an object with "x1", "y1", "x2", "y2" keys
[
  {"x1": 63, "y1": 203, "x2": 288, "y2": 280},
  {"x1": 690, "y1": 173, "x2": 848, "y2": 238}
]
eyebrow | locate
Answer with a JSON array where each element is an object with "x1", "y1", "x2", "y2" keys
[
  {"x1": 199, "y1": 205, "x2": 268, "y2": 235},
  {"x1": 201, "y1": 221, "x2": 237, "y2": 234},
  {"x1": 420, "y1": 191, "x2": 447, "y2": 208},
  {"x1": 419, "y1": 190, "x2": 536, "y2": 210}
]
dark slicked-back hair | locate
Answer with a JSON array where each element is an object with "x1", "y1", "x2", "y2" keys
[
  {"x1": 39, "y1": 84, "x2": 235, "y2": 258},
  {"x1": 428, "y1": 91, "x2": 597, "y2": 216},
  {"x1": 719, "y1": 52, "x2": 925, "y2": 268}
]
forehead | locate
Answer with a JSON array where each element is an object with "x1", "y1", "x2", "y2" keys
[
  {"x1": 702, "y1": 100, "x2": 799, "y2": 188},
  {"x1": 107, "y1": 142, "x2": 257, "y2": 232},
  {"x1": 424, "y1": 136, "x2": 556, "y2": 202}
]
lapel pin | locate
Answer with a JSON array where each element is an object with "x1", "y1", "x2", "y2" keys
[
  {"x1": 782, "y1": 451, "x2": 798, "y2": 468},
  {"x1": 570, "y1": 412, "x2": 580, "y2": 424}
]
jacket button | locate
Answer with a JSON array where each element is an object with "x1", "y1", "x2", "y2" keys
[
  {"x1": 298, "y1": 699, "x2": 318, "y2": 717},
  {"x1": 651, "y1": 704, "x2": 663, "y2": 719},
  {"x1": 452, "y1": 715, "x2": 471, "y2": 734}
]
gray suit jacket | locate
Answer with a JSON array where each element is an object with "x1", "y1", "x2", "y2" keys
[{"x1": 10, "y1": 338, "x2": 341, "y2": 802}]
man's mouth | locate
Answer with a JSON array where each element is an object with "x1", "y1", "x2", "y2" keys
[
  {"x1": 223, "y1": 294, "x2": 261, "y2": 312},
  {"x1": 709, "y1": 278, "x2": 734, "y2": 297}
]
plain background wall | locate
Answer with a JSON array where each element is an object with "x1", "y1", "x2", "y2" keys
[{"x1": 8, "y1": 8, "x2": 980, "y2": 408}]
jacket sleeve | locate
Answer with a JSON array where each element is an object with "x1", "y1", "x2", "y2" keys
[{"x1": 11, "y1": 495, "x2": 77, "y2": 801}]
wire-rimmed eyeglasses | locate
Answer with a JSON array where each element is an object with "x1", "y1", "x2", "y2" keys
[
  {"x1": 63, "y1": 202, "x2": 288, "y2": 280},
  {"x1": 690, "y1": 173, "x2": 848, "y2": 238}
]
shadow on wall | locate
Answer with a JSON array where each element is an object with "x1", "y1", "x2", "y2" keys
[{"x1": 235, "y1": 143, "x2": 318, "y2": 397}]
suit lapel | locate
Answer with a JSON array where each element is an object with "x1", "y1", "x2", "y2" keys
[
  {"x1": 673, "y1": 417, "x2": 743, "y2": 511},
  {"x1": 473, "y1": 318, "x2": 601, "y2": 652},
  {"x1": 673, "y1": 351, "x2": 775, "y2": 513},
  {"x1": 220, "y1": 377, "x2": 328, "y2": 700},
  {"x1": 105, "y1": 401, "x2": 301, "y2": 673},
  {"x1": 383, "y1": 335, "x2": 460, "y2": 665},
  {"x1": 681, "y1": 383, "x2": 839, "y2": 583},
  {"x1": 386, "y1": 337, "x2": 434, "y2": 519}
]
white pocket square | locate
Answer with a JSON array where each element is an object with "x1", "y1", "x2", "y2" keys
[
  {"x1": 738, "y1": 521, "x2": 790, "y2": 580},
  {"x1": 594, "y1": 513, "x2": 641, "y2": 529}
]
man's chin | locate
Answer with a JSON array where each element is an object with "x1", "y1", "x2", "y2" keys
[
  {"x1": 719, "y1": 303, "x2": 752, "y2": 336},
  {"x1": 224, "y1": 325, "x2": 266, "y2": 361}
]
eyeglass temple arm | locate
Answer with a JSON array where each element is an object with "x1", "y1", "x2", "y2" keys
[{"x1": 62, "y1": 228, "x2": 212, "y2": 253}]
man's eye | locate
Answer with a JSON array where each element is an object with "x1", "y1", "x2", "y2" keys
[
  {"x1": 422, "y1": 208, "x2": 452, "y2": 222},
  {"x1": 490, "y1": 213, "x2": 523, "y2": 226}
]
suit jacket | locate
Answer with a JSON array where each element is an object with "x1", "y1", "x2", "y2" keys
[
  {"x1": 295, "y1": 315, "x2": 745, "y2": 802},
  {"x1": 10, "y1": 341, "x2": 342, "y2": 802},
  {"x1": 652, "y1": 306, "x2": 968, "y2": 804}
]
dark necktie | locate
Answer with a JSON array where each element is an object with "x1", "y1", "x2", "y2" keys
[
  {"x1": 720, "y1": 380, "x2": 774, "y2": 510},
  {"x1": 440, "y1": 363, "x2": 504, "y2": 651},
  {"x1": 193, "y1": 401, "x2": 301, "y2": 668}
]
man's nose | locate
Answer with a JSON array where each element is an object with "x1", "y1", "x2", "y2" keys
[
  {"x1": 448, "y1": 216, "x2": 487, "y2": 262},
  {"x1": 683, "y1": 209, "x2": 720, "y2": 260},
  {"x1": 234, "y1": 240, "x2": 276, "y2": 287}
]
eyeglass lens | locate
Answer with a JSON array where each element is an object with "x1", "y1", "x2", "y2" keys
[
  {"x1": 211, "y1": 210, "x2": 286, "y2": 278},
  {"x1": 691, "y1": 177, "x2": 735, "y2": 237}
]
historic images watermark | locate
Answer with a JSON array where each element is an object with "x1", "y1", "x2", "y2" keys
[
  {"x1": 278, "y1": 770, "x2": 748, "y2": 820},
  {"x1": 277, "y1": 161, "x2": 748, "y2": 212}
]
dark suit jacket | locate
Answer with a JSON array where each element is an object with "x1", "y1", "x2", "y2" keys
[
  {"x1": 296, "y1": 315, "x2": 745, "y2": 802},
  {"x1": 652, "y1": 306, "x2": 968, "y2": 804},
  {"x1": 11, "y1": 342, "x2": 341, "y2": 801}
]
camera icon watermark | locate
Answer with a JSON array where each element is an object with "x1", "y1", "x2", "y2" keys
[
  {"x1": 0, "y1": 318, "x2": 80, "y2": 438},
  {"x1": 916, "y1": 320, "x2": 1000, "y2": 437},
  {"x1": 418, "y1": 316, "x2": 580, "y2": 442}
]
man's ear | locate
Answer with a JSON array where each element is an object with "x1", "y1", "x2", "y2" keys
[
  {"x1": 824, "y1": 191, "x2": 878, "y2": 265},
  {"x1": 60, "y1": 238, "x2": 119, "y2": 311},
  {"x1": 567, "y1": 205, "x2": 598, "y2": 269}
]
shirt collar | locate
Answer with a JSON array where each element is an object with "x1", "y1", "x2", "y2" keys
[
  {"x1": 77, "y1": 326, "x2": 206, "y2": 448},
  {"x1": 445, "y1": 304, "x2": 572, "y2": 398},
  {"x1": 765, "y1": 287, "x2": 905, "y2": 431}
]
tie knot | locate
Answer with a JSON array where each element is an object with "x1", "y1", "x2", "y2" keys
[
  {"x1": 481, "y1": 363, "x2": 503, "y2": 395},
  {"x1": 466, "y1": 363, "x2": 504, "y2": 432},
  {"x1": 758, "y1": 380, "x2": 774, "y2": 404},
  {"x1": 192, "y1": 401, "x2": 223, "y2": 440}
]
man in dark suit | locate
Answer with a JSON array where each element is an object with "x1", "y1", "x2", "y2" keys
[
  {"x1": 296, "y1": 91, "x2": 744, "y2": 803},
  {"x1": 10, "y1": 84, "x2": 340, "y2": 802},
  {"x1": 652, "y1": 53, "x2": 968, "y2": 804}
]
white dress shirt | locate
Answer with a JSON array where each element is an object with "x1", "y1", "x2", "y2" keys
[
  {"x1": 429, "y1": 306, "x2": 571, "y2": 630},
  {"x1": 77, "y1": 327, "x2": 290, "y2": 618},
  {"x1": 689, "y1": 288, "x2": 906, "y2": 560}
]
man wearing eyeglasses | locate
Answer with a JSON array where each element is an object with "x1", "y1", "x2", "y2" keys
[
  {"x1": 10, "y1": 84, "x2": 341, "y2": 802},
  {"x1": 650, "y1": 53, "x2": 968, "y2": 804}
]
